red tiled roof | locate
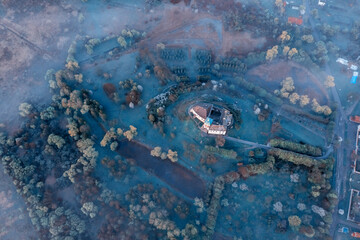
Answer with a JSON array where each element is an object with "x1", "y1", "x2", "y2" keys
[
  {"x1": 192, "y1": 106, "x2": 209, "y2": 120},
  {"x1": 351, "y1": 116, "x2": 360, "y2": 124},
  {"x1": 288, "y1": 17, "x2": 303, "y2": 25}
]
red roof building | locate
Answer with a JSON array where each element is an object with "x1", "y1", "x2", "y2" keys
[
  {"x1": 190, "y1": 105, "x2": 210, "y2": 122},
  {"x1": 189, "y1": 103, "x2": 233, "y2": 136},
  {"x1": 288, "y1": 17, "x2": 303, "y2": 25},
  {"x1": 350, "y1": 116, "x2": 360, "y2": 124}
]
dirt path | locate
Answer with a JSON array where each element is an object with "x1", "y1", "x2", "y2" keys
[{"x1": 0, "y1": 18, "x2": 52, "y2": 58}]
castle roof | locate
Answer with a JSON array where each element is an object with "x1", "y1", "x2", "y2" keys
[{"x1": 192, "y1": 105, "x2": 209, "y2": 120}]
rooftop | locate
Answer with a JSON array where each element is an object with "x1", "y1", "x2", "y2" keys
[{"x1": 189, "y1": 103, "x2": 233, "y2": 135}]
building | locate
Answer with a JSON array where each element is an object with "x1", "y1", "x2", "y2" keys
[
  {"x1": 352, "y1": 72, "x2": 358, "y2": 84},
  {"x1": 318, "y1": 0, "x2": 326, "y2": 6},
  {"x1": 336, "y1": 58, "x2": 359, "y2": 83},
  {"x1": 350, "y1": 116, "x2": 360, "y2": 124},
  {"x1": 288, "y1": 17, "x2": 303, "y2": 25},
  {"x1": 284, "y1": 0, "x2": 304, "y2": 25},
  {"x1": 337, "y1": 58, "x2": 348, "y2": 65},
  {"x1": 336, "y1": 57, "x2": 359, "y2": 71},
  {"x1": 189, "y1": 103, "x2": 233, "y2": 135}
]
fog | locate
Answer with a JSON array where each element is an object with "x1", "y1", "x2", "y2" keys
[{"x1": 0, "y1": 0, "x2": 359, "y2": 239}]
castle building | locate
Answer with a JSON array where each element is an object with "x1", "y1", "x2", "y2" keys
[{"x1": 189, "y1": 103, "x2": 233, "y2": 135}]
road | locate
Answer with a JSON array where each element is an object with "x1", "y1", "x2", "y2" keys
[
  {"x1": 338, "y1": 218, "x2": 360, "y2": 232},
  {"x1": 314, "y1": 145, "x2": 334, "y2": 159},
  {"x1": 346, "y1": 98, "x2": 360, "y2": 116},
  {"x1": 304, "y1": 0, "x2": 353, "y2": 236}
]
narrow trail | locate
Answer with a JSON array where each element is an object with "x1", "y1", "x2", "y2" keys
[
  {"x1": 0, "y1": 18, "x2": 52, "y2": 59},
  {"x1": 221, "y1": 135, "x2": 332, "y2": 159},
  {"x1": 224, "y1": 136, "x2": 270, "y2": 149}
]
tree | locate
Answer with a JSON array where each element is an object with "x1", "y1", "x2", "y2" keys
[
  {"x1": 301, "y1": 35, "x2": 314, "y2": 43},
  {"x1": 150, "y1": 147, "x2": 162, "y2": 157},
  {"x1": 279, "y1": 31, "x2": 290, "y2": 43},
  {"x1": 19, "y1": 103, "x2": 33, "y2": 117},
  {"x1": 67, "y1": 118, "x2": 79, "y2": 138},
  {"x1": 47, "y1": 134, "x2": 65, "y2": 149},
  {"x1": 324, "y1": 75, "x2": 335, "y2": 88},
  {"x1": 322, "y1": 106, "x2": 332, "y2": 115},
  {"x1": 100, "y1": 128, "x2": 116, "y2": 147},
  {"x1": 281, "y1": 91, "x2": 290, "y2": 98},
  {"x1": 311, "y1": 99, "x2": 322, "y2": 113},
  {"x1": 279, "y1": 77, "x2": 295, "y2": 99},
  {"x1": 281, "y1": 77, "x2": 295, "y2": 92},
  {"x1": 275, "y1": 0, "x2": 285, "y2": 13},
  {"x1": 74, "y1": 73, "x2": 83, "y2": 83},
  {"x1": 110, "y1": 142, "x2": 118, "y2": 151},
  {"x1": 283, "y1": 46, "x2": 290, "y2": 56},
  {"x1": 167, "y1": 150, "x2": 178, "y2": 162},
  {"x1": 81, "y1": 202, "x2": 98, "y2": 218},
  {"x1": 288, "y1": 48, "x2": 298, "y2": 59},
  {"x1": 299, "y1": 95, "x2": 310, "y2": 107},
  {"x1": 312, "y1": 41, "x2": 329, "y2": 65},
  {"x1": 65, "y1": 61, "x2": 79, "y2": 72},
  {"x1": 289, "y1": 93, "x2": 300, "y2": 104},
  {"x1": 123, "y1": 125, "x2": 137, "y2": 141},
  {"x1": 117, "y1": 36, "x2": 127, "y2": 48},
  {"x1": 266, "y1": 45, "x2": 279, "y2": 61}
]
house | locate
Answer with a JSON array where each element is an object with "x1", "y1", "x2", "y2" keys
[{"x1": 189, "y1": 103, "x2": 233, "y2": 135}]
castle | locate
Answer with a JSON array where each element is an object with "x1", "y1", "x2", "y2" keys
[{"x1": 189, "y1": 103, "x2": 233, "y2": 135}]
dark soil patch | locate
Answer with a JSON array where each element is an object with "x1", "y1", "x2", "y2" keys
[{"x1": 117, "y1": 140, "x2": 206, "y2": 199}]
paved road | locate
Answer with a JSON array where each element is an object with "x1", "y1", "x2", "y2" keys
[
  {"x1": 315, "y1": 145, "x2": 334, "y2": 159},
  {"x1": 346, "y1": 99, "x2": 360, "y2": 116},
  {"x1": 304, "y1": 0, "x2": 352, "y2": 235},
  {"x1": 338, "y1": 218, "x2": 360, "y2": 229}
]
